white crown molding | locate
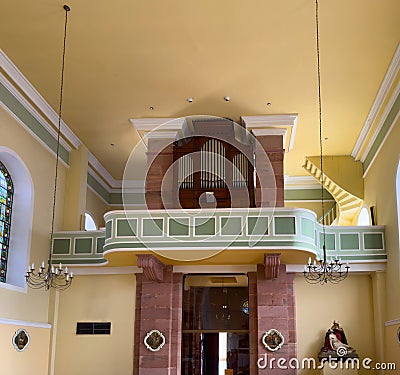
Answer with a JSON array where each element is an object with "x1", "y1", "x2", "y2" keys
[
  {"x1": 252, "y1": 128, "x2": 286, "y2": 150},
  {"x1": 88, "y1": 153, "x2": 120, "y2": 189},
  {"x1": 352, "y1": 42, "x2": 400, "y2": 160},
  {"x1": 385, "y1": 318, "x2": 400, "y2": 327},
  {"x1": 361, "y1": 80, "x2": 400, "y2": 163},
  {"x1": 0, "y1": 72, "x2": 72, "y2": 153},
  {"x1": 363, "y1": 109, "x2": 400, "y2": 178},
  {"x1": 0, "y1": 318, "x2": 51, "y2": 329},
  {"x1": 88, "y1": 165, "x2": 145, "y2": 195},
  {"x1": 241, "y1": 114, "x2": 298, "y2": 152},
  {"x1": 70, "y1": 266, "x2": 142, "y2": 275},
  {"x1": 144, "y1": 131, "x2": 178, "y2": 140},
  {"x1": 0, "y1": 49, "x2": 81, "y2": 149},
  {"x1": 130, "y1": 117, "x2": 186, "y2": 131},
  {"x1": 0, "y1": 88, "x2": 69, "y2": 169},
  {"x1": 284, "y1": 175, "x2": 321, "y2": 190}
]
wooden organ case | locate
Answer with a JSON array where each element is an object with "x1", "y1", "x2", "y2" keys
[{"x1": 173, "y1": 119, "x2": 255, "y2": 209}]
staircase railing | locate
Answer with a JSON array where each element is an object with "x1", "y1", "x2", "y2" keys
[{"x1": 318, "y1": 202, "x2": 337, "y2": 226}]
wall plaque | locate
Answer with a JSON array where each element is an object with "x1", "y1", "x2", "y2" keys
[
  {"x1": 144, "y1": 329, "x2": 165, "y2": 352},
  {"x1": 12, "y1": 329, "x2": 30, "y2": 352},
  {"x1": 262, "y1": 329, "x2": 284, "y2": 352}
]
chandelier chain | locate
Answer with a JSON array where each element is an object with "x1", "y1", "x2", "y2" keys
[
  {"x1": 303, "y1": 0, "x2": 350, "y2": 284},
  {"x1": 315, "y1": 0, "x2": 326, "y2": 255},
  {"x1": 26, "y1": 5, "x2": 73, "y2": 291},
  {"x1": 50, "y1": 5, "x2": 69, "y2": 263}
]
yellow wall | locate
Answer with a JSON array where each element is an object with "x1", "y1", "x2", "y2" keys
[
  {"x1": 53, "y1": 274, "x2": 136, "y2": 375},
  {"x1": 363, "y1": 115, "x2": 400, "y2": 368},
  {"x1": 86, "y1": 187, "x2": 109, "y2": 228},
  {"x1": 295, "y1": 274, "x2": 376, "y2": 375},
  {"x1": 0, "y1": 106, "x2": 67, "y2": 323},
  {"x1": 0, "y1": 322, "x2": 51, "y2": 375},
  {"x1": 285, "y1": 201, "x2": 335, "y2": 220}
]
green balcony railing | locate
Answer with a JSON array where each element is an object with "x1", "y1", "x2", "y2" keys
[{"x1": 51, "y1": 208, "x2": 385, "y2": 266}]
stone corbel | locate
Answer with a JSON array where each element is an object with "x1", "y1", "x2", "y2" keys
[
  {"x1": 137, "y1": 254, "x2": 165, "y2": 282},
  {"x1": 264, "y1": 253, "x2": 281, "y2": 280}
]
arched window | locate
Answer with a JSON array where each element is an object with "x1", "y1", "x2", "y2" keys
[
  {"x1": 0, "y1": 162, "x2": 13, "y2": 283},
  {"x1": 0, "y1": 147, "x2": 34, "y2": 290},
  {"x1": 84, "y1": 212, "x2": 97, "y2": 231},
  {"x1": 357, "y1": 205, "x2": 370, "y2": 226}
]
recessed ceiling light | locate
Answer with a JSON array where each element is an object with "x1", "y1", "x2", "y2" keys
[
  {"x1": 267, "y1": 102, "x2": 272, "y2": 106},
  {"x1": 110, "y1": 143, "x2": 115, "y2": 147},
  {"x1": 224, "y1": 96, "x2": 230, "y2": 102},
  {"x1": 149, "y1": 106, "x2": 154, "y2": 110},
  {"x1": 186, "y1": 98, "x2": 193, "y2": 103}
]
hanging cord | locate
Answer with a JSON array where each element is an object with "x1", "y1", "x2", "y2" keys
[
  {"x1": 49, "y1": 5, "x2": 70, "y2": 264},
  {"x1": 315, "y1": 0, "x2": 327, "y2": 260}
]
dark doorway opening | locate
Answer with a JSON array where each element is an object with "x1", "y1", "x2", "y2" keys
[{"x1": 182, "y1": 274, "x2": 249, "y2": 375}]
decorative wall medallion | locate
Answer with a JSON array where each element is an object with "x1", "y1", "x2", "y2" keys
[
  {"x1": 12, "y1": 329, "x2": 30, "y2": 352},
  {"x1": 262, "y1": 329, "x2": 284, "y2": 352},
  {"x1": 241, "y1": 299, "x2": 249, "y2": 315},
  {"x1": 144, "y1": 330, "x2": 165, "y2": 352}
]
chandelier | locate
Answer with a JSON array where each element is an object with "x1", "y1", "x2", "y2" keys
[
  {"x1": 303, "y1": 0, "x2": 350, "y2": 284},
  {"x1": 26, "y1": 5, "x2": 73, "y2": 291}
]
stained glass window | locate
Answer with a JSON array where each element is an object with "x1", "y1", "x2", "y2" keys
[
  {"x1": 241, "y1": 299, "x2": 249, "y2": 315},
  {"x1": 0, "y1": 162, "x2": 13, "y2": 283}
]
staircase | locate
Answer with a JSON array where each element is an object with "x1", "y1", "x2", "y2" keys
[{"x1": 303, "y1": 158, "x2": 363, "y2": 226}]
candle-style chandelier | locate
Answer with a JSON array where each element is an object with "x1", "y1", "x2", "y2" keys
[
  {"x1": 303, "y1": 0, "x2": 350, "y2": 284},
  {"x1": 26, "y1": 5, "x2": 73, "y2": 291}
]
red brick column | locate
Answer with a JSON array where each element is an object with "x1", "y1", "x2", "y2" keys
[
  {"x1": 146, "y1": 137, "x2": 175, "y2": 209},
  {"x1": 133, "y1": 264, "x2": 183, "y2": 375},
  {"x1": 248, "y1": 264, "x2": 297, "y2": 375},
  {"x1": 254, "y1": 134, "x2": 284, "y2": 207}
]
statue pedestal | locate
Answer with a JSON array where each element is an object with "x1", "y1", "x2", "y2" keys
[{"x1": 320, "y1": 362, "x2": 359, "y2": 375}]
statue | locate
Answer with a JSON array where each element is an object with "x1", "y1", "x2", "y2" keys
[{"x1": 318, "y1": 321, "x2": 359, "y2": 361}]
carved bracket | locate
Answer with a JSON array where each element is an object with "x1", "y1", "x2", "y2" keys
[
  {"x1": 264, "y1": 253, "x2": 281, "y2": 280},
  {"x1": 137, "y1": 254, "x2": 165, "y2": 282}
]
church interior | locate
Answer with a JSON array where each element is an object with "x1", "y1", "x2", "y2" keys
[{"x1": 0, "y1": 1, "x2": 399, "y2": 374}]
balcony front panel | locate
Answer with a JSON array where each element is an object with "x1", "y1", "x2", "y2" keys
[{"x1": 51, "y1": 208, "x2": 386, "y2": 266}]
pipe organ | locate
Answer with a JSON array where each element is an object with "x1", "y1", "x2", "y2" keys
[{"x1": 174, "y1": 136, "x2": 254, "y2": 208}]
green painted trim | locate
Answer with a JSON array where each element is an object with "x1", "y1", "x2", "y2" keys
[
  {"x1": 340, "y1": 233, "x2": 359, "y2": 250},
  {"x1": 275, "y1": 217, "x2": 296, "y2": 235},
  {"x1": 194, "y1": 218, "x2": 216, "y2": 236},
  {"x1": 53, "y1": 239, "x2": 70, "y2": 255},
  {"x1": 301, "y1": 218, "x2": 314, "y2": 239},
  {"x1": 364, "y1": 91, "x2": 400, "y2": 172},
  {"x1": 87, "y1": 172, "x2": 146, "y2": 205},
  {"x1": 142, "y1": 218, "x2": 163, "y2": 236},
  {"x1": 105, "y1": 221, "x2": 112, "y2": 239},
  {"x1": 284, "y1": 188, "x2": 333, "y2": 201},
  {"x1": 96, "y1": 237, "x2": 105, "y2": 254},
  {"x1": 364, "y1": 233, "x2": 384, "y2": 250},
  {"x1": 74, "y1": 238, "x2": 93, "y2": 254},
  {"x1": 113, "y1": 192, "x2": 145, "y2": 205},
  {"x1": 116, "y1": 219, "x2": 137, "y2": 237},
  {"x1": 103, "y1": 240, "x2": 317, "y2": 251},
  {"x1": 87, "y1": 173, "x2": 110, "y2": 202},
  {"x1": 0, "y1": 82, "x2": 69, "y2": 164},
  {"x1": 320, "y1": 233, "x2": 335, "y2": 250},
  {"x1": 169, "y1": 219, "x2": 190, "y2": 236},
  {"x1": 221, "y1": 217, "x2": 242, "y2": 236}
]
